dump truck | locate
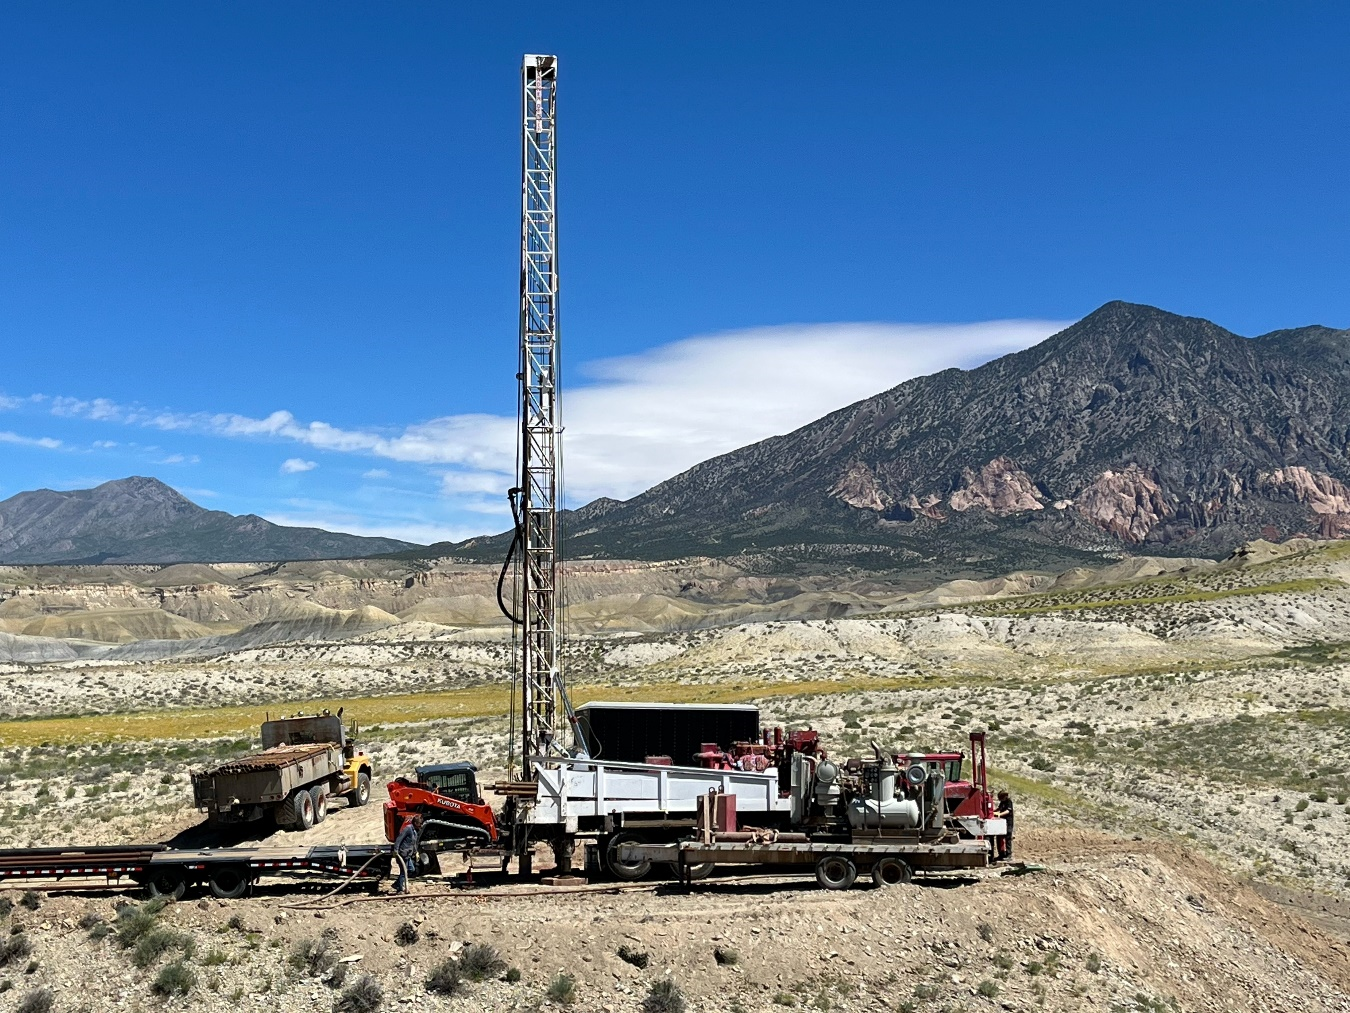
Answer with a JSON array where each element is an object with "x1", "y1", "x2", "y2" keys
[{"x1": 191, "y1": 712, "x2": 372, "y2": 830}]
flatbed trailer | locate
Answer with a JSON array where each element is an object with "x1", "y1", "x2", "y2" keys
[
  {"x1": 0, "y1": 843, "x2": 391, "y2": 899},
  {"x1": 619, "y1": 837, "x2": 990, "y2": 889}
]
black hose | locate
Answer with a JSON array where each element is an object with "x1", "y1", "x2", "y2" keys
[{"x1": 496, "y1": 487, "x2": 524, "y2": 625}]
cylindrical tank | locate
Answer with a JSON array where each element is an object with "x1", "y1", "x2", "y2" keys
[{"x1": 847, "y1": 797, "x2": 920, "y2": 830}]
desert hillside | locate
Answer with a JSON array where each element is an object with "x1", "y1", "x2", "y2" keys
[{"x1": 1, "y1": 539, "x2": 1348, "y2": 1010}]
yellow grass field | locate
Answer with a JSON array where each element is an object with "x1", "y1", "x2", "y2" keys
[{"x1": 0, "y1": 676, "x2": 924, "y2": 747}]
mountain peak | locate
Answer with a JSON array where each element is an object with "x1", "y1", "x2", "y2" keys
[
  {"x1": 507, "y1": 301, "x2": 1350, "y2": 571},
  {"x1": 0, "y1": 477, "x2": 420, "y2": 564}
]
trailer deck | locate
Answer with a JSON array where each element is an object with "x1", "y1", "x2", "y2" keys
[{"x1": 0, "y1": 843, "x2": 391, "y2": 896}]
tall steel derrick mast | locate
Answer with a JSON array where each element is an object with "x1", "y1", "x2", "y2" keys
[{"x1": 517, "y1": 54, "x2": 564, "y2": 782}]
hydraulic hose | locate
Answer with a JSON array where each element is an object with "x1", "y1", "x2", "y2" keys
[{"x1": 496, "y1": 487, "x2": 524, "y2": 625}]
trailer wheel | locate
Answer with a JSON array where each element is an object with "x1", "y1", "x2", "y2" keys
[
  {"x1": 605, "y1": 833, "x2": 652, "y2": 881},
  {"x1": 347, "y1": 772, "x2": 371, "y2": 807},
  {"x1": 208, "y1": 865, "x2": 251, "y2": 900},
  {"x1": 145, "y1": 868, "x2": 186, "y2": 901},
  {"x1": 309, "y1": 786, "x2": 329, "y2": 824},
  {"x1": 815, "y1": 855, "x2": 857, "y2": 891},
  {"x1": 870, "y1": 857, "x2": 912, "y2": 888},
  {"x1": 666, "y1": 862, "x2": 715, "y2": 881}
]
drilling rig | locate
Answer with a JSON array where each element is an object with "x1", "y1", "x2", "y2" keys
[
  {"x1": 382, "y1": 55, "x2": 1006, "y2": 885},
  {"x1": 508, "y1": 52, "x2": 577, "y2": 876}
]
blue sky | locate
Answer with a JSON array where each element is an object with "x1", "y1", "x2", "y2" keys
[{"x1": 2, "y1": 4, "x2": 1347, "y2": 543}]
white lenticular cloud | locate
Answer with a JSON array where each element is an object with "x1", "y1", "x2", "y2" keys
[{"x1": 38, "y1": 318, "x2": 1065, "y2": 515}]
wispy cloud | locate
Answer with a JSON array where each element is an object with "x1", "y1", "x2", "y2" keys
[
  {"x1": 0, "y1": 431, "x2": 62, "y2": 450},
  {"x1": 0, "y1": 396, "x2": 21, "y2": 411},
  {"x1": 158, "y1": 453, "x2": 200, "y2": 465},
  {"x1": 280, "y1": 457, "x2": 318, "y2": 474},
  {"x1": 362, "y1": 468, "x2": 391, "y2": 480}
]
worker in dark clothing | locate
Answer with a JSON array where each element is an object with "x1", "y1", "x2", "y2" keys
[
  {"x1": 995, "y1": 790, "x2": 1015, "y2": 861},
  {"x1": 393, "y1": 814, "x2": 423, "y2": 893}
]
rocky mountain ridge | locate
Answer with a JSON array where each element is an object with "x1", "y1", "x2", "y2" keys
[
  {"x1": 448, "y1": 301, "x2": 1350, "y2": 575},
  {"x1": 0, "y1": 477, "x2": 418, "y2": 563}
]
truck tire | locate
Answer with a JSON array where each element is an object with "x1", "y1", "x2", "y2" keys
[
  {"x1": 815, "y1": 855, "x2": 857, "y2": 891},
  {"x1": 295, "y1": 789, "x2": 316, "y2": 830},
  {"x1": 309, "y1": 786, "x2": 329, "y2": 824},
  {"x1": 870, "y1": 857, "x2": 912, "y2": 888},
  {"x1": 347, "y1": 772, "x2": 371, "y2": 808},
  {"x1": 605, "y1": 833, "x2": 652, "y2": 881},
  {"x1": 208, "y1": 865, "x2": 251, "y2": 899},
  {"x1": 145, "y1": 868, "x2": 186, "y2": 901}
]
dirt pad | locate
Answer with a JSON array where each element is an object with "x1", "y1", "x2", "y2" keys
[{"x1": 4, "y1": 829, "x2": 1347, "y2": 1012}]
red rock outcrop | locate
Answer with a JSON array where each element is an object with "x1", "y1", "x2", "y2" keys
[
  {"x1": 1075, "y1": 465, "x2": 1171, "y2": 544},
  {"x1": 949, "y1": 458, "x2": 1045, "y2": 515},
  {"x1": 1259, "y1": 467, "x2": 1350, "y2": 537},
  {"x1": 830, "y1": 462, "x2": 890, "y2": 512}
]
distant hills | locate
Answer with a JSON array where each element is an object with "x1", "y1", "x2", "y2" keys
[
  {"x1": 447, "y1": 301, "x2": 1350, "y2": 575},
  {"x1": 0, "y1": 477, "x2": 418, "y2": 564}
]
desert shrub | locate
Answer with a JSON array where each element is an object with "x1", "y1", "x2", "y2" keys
[
  {"x1": 458, "y1": 943, "x2": 505, "y2": 982},
  {"x1": 713, "y1": 946, "x2": 738, "y2": 966},
  {"x1": 992, "y1": 951, "x2": 1014, "y2": 970},
  {"x1": 1295, "y1": 799, "x2": 1310, "y2": 812},
  {"x1": 335, "y1": 974, "x2": 383, "y2": 1013},
  {"x1": 504, "y1": 966, "x2": 521, "y2": 983},
  {"x1": 977, "y1": 980, "x2": 999, "y2": 997},
  {"x1": 226, "y1": 914, "x2": 246, "y2": 932},
  {"x1": 977, "y1": 922, "x2": 995, "y2": 943},
  {"x1": 152, "y1": 960, "x2": 196, "y2": 997},
  {"x1": 88, "y1": 922, "x2": 110, "y2": 942},
  {"x1": 912, "y1": 983, "x2": 938, "y2": 999},
  {"x1": 1029, "y1": 755, "x2": 1056, "y2": 772},
  {"x1": 115, "y1": 905, "x2": 160, "y2": 949},
  {"x1": 643, "y1": 978, "x2": 687, "y2": 1013},
  {"x1": 425, "y1": 959, "x2": 463, "y2": 996},
  {"x1": 0, "y1": 979, "x2": 11, "y2": 993},
  {"x1": 546, "y1": 972, "x2": 576, "y2": 1006},
  {"x1": 290, "y1": 937, "x2": 339, "y2": 977},
  {"x1": 17, "y1": 893, "x2": 40, "y2": 913},
  {"x1": 328, "y1": 961, "x2": 349, "y2": 989},
  {"x1": 0, "y1": 933, "x2": 33, "y2": 968},
  {"x1": 133, "y1": 928, "x2": 193, "y2": 968},
  {"x1": 0, "y1": 897, "x2": 11, "y2": 919},
  {"x1": 773, "y1": 994, "x2": 797, "y2": 1007},
  {"x1": 15, "y1": 986, "x2": 53, "y2": 1013},
  {"x1": 77, "y1": 912, "x2": 103, "y2": 931},
  {"x1": 201, "y1": 949, "x2": 229, "y2": 967},
  {"x1": 392, "y1": 922, "x2": 418, "y2": 947},
  {"x1": 1025, "y1": 960, "x2": 1044, "y2": 976},
  {"x1": 1086, "y1": 952, "x2": 1102, "y2": 973},
  {"x1": 617, "y1": 944, "x2": 650, "y2": 969}
]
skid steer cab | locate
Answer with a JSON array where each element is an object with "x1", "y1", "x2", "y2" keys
[{"x1": 384, "y1": 761, "x2": 500, "y2": 849}]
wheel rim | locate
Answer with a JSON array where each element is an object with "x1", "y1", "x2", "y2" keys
[
  {"x1": 358, "y1": 777, "x2": 370, "y2": 803},
  {"x1": 298, "y1": 793, "x2": 315, "y2": 828}
]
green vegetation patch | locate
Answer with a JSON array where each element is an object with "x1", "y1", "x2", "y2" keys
[{"x1": 986, "y1": 578, "x2": 1343, "y2": 617}]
